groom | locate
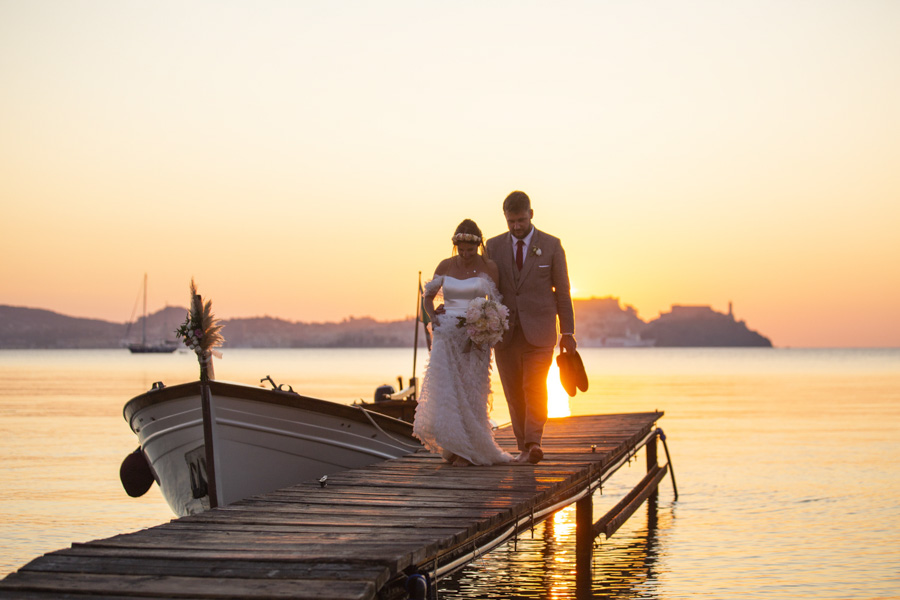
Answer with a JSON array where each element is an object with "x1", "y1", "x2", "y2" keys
[{"x1": 486, "y1": 191, "x2": 576, "y2": 464}]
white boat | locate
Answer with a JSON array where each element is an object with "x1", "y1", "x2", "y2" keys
[{"x1": 121, "y1": 379, "x2": 422, "y2": 516}]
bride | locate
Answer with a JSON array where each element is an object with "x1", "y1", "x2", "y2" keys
[{"x1": 413, "y1": 219, "x2": 514, "y2": 467}]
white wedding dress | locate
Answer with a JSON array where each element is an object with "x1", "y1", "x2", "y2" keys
[{"x1": 413, "y1": 275, "x2": 513, "y2": 465}]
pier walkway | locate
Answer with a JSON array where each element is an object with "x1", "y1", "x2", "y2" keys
[{"x1": 0, "y1": 411, "x2": 667, "y2": 599}]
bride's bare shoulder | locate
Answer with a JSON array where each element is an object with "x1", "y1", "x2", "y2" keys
[{"x1": 433, "y1": 258, "x2": 453, "y2": 276}]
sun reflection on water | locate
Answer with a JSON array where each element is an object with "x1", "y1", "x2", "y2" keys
[{"x1": 552, "y1": 505, "x2": 577, "y2": 539}]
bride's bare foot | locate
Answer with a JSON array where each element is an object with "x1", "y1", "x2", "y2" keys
[
  {"x1": 452, "y1": 457, "x2": 472, "y2": 467},
  {"x1": 443, "y1": 452, "x2": 458, "y2": 463}
]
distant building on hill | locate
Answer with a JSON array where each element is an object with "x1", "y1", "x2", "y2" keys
[
  {"x1": 664, "y1": 305, "x2": 719, "y2": 320},
  {"x1": 574, "y1": 297, "x2": 654, "y2": 347},
  {"x1": 642, "y1": 303, "x2": 771, "y2": 347}
]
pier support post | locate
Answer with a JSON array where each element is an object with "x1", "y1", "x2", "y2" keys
[
  {"x1": 646, "y1": 431, "x2": 657, "y2": 468},
  {"x1": 646, "y1": 430, "x2": 659, "y2": 502},
  {"x1": 575, "y1": 490, "x2": 593, "y2": 598}
]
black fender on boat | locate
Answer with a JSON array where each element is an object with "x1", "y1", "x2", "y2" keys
[
  {"x1": 374, "y1": 384, "x2": 395, "y2": 402},
  {"x1": 120, "y1": 447, "x2": 155, "y2": 497}
]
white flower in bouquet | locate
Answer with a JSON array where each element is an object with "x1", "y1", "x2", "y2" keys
[
  {"x1": 466, "y1": 298, "x2": 485, "y2": 323},
  {"x1": 457, "y1": 297, "x2": 510, "y2": 349}
]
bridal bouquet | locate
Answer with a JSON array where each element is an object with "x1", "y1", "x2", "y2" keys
[{"x1": 457, "y1": 297, "x2": 510, "y2": 349}]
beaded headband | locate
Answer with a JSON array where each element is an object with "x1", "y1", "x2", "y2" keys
[{"x1": 451, "y1": 232, "x2": 482, "y2": 244}]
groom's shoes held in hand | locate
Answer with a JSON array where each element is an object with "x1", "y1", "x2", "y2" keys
[{"x1": 516, "y1": 443, "x2": 544, "y2": 464}]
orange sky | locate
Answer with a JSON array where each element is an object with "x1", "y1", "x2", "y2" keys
[{"x1": 1, "y1": 1, "x2": 898, "y2": 348}]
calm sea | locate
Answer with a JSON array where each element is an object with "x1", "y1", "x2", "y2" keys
[{"x1": 1, "y1": 348, "x2": 898, "y2": 599}]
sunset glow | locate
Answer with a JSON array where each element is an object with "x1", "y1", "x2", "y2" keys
[
  {"x1": 1, "y1": 2, "x2": 898, "y2": 347},
  {"x1": 547, "y1": 360, "x2": 572, "y2": 419}
]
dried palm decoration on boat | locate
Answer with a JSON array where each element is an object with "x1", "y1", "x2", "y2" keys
[{"x1": 175, "y1": 278, "x2": 224, "y2": 380}]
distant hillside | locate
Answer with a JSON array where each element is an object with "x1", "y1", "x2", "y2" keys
[
  {"x1": 0, "y1": 299, "x2": 772, "y2": 349},
  {"x1": 223, "y1": 316, "x2": 415, "y2": 348},
  {"x1": 0, "y1": 305, "x2": 126, "y2": 349},
  {"x1": 0, "y1": 305, "x2": 418, "y2": 349}
]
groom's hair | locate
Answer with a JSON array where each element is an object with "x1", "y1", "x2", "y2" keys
[{"x1": 503, "y1": 191, "x2": 531, "y2": 213}]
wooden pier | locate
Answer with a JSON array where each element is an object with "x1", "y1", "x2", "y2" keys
[{"x1": 0, "y1": 411, "x2": 669, "y2": 599}]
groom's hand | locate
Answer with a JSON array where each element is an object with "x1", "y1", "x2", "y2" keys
[{"x1": 560, "y1": 334, "x2": 577, "y2": 353}]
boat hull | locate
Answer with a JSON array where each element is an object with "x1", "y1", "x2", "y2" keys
[
  {"x1": 124, "y1": 380, "x2": 421, "y2": 516},
  {"x1": 127, "y1": 342, "x2": 179, "y2": 353}
]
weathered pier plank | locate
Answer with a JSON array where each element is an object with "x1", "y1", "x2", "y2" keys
[{"x1": 0, "y1": 411, "x2": 665, "y2": 599}]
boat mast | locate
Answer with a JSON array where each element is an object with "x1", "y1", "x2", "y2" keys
[
  {"x1": 412, "y1": 271, "x2": 420, "y2": 381},
  {"x1": 141, "y1": 273, "x2": 148, "y2": 346}
]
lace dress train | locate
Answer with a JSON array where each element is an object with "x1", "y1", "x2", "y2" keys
[{"x1": 413, "y1": 275, "x2": 513, "y2": 466}]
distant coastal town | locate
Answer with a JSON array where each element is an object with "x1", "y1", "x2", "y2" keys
[{"x1": 0, "y1": 297, "x2": 772, "y2": 349}]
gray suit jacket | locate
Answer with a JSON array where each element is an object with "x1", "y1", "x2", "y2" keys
[{"x1": 486, "y1": 228, "x2": 575, "y2": 349}]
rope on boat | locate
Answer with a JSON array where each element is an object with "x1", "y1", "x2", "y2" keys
[{"x1": 355, "y1": 405, "x2": 422, "y2": 450}]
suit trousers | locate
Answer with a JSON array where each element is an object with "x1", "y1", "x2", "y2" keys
[{"x1": 495, "y1": 325, "x2": 554, "y2": 451}]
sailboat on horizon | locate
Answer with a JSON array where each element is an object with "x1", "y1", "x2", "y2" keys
[{"x1": 126, "y1": 274, "x2": 178, "y2": 354}]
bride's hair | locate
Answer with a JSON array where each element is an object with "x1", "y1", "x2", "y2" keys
[{"x1": 451, "y1": 219, "x2": 485, "y2": 255}]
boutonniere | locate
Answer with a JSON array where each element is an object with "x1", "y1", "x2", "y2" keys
[{"x1": 531, "y1": 246, "x2": 542, "y2": 257}]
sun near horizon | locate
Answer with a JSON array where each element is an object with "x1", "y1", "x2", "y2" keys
[{"x1": 547, "y1": 361, "x2": 572, "y2": 419}]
